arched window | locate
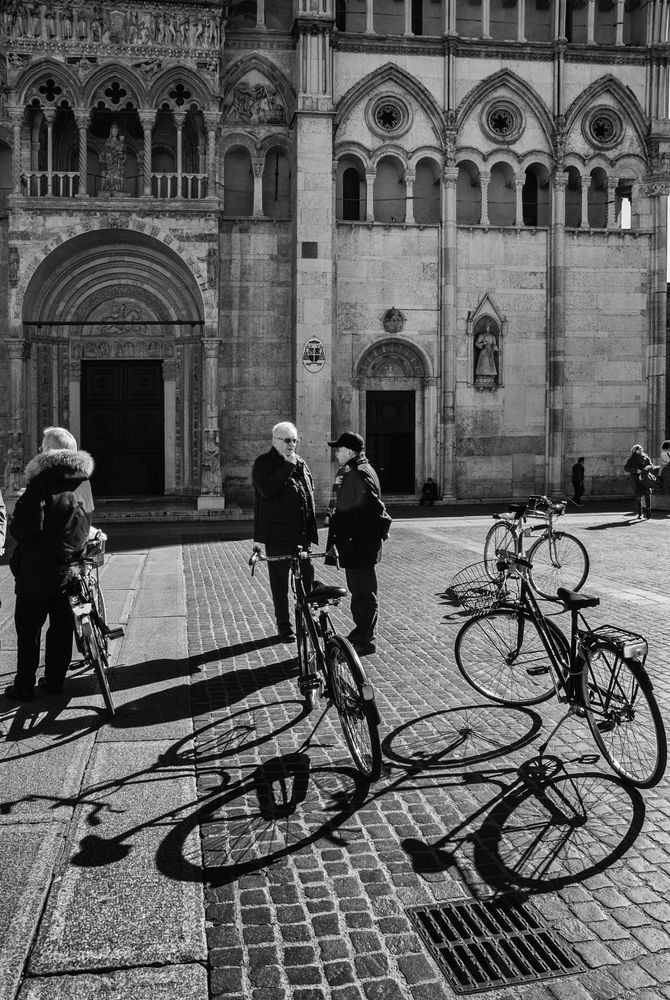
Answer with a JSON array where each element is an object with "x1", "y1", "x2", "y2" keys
[
  {"x1": 587, "y1": 167, "x2": 608, "y2": 228},
  {"x1": 456, "y1": 161, "x2": 481, "y2": 225},
  {"x1": 0, "y1": 142, "x2": 12, "y2": 206},
  {"x1": 373, "y1": 156, "x2": 406, "y2": 223},
  {"x1": 522, "y1": 162, "x2": 550, "y2": 226},
  {"x1": 224, "y1": 147, "x2": 253, "y2": 216},
  {"x1": 262, "y1": 147, "x2": 291, "y2": 218},
  {"x1": 616, "y1": 180, "x2": 633, "y2": 230},
  {"x1": 411, "y1": 0, "x2": 423, "y2": 35},
  {"x1": 488, "y1": 162, "x2": 515, "y2": 227},
  {"x1": 413, "y1": 159, "x2": 440, "y2": 224},
  {"x1": 594, "y1": 0, "x2": 616, "y2": 44},
  {"x1": 564, "y1": 166, "x2": 582, "y2": 227},
  {"x1": 342, "y1": 166, "x2": 362, "y2": 220}
]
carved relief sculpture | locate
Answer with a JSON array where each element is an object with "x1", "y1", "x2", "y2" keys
[
  {"x1": 474, "y1": 319, "x2": 499, "y2": 388},
  {"x1": 228, "y1": 83, "x2": 286, "y2": 124},
  {"x1": 382, "y1": 307, "x2": 405, "y2": 334},
  {"x1": 201, "y1": 427, "x2": 222, "y2": 494},
  {"x1": 101, "y1": 123, "x2": 126, "y2": 194}
]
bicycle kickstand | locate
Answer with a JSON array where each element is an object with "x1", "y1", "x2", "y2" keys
[
  {"x1": 537, "y1": 705, "x2": 582, "y2": 758},
  {"x1": 296, "y1": 701, "x2": 331, "y2": 755}
]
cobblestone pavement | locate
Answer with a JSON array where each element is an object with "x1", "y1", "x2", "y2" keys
[{"x1": 182, "y1": 506, "x2": 670, "y2": 1000}]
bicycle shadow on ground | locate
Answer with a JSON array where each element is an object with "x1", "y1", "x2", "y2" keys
[{"x1": 401, "y1": 753, "x2": 645, "y2": 897}]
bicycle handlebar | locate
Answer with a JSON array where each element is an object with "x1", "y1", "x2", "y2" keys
[{"x1": 249, "y1": 544, "x2": 339, "y2": 575}]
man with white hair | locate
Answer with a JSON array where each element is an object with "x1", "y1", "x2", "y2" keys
[
  {"x1": 252, "y1": 421, "x2": 318, "y2": 641},
  {"x1": 5, "y1": 426, "x2": 94, "y2": 701}
]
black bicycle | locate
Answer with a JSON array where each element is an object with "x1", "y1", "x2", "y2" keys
[
  {"x1": 65, "y1": 530, "x2": 124, "y2": 718},
  {"x1": 453, "y1": 550, "x2": 666, "y2": 788},
  {"x1": 250, "y1": 545, "x2": 382, "y2": 780}
]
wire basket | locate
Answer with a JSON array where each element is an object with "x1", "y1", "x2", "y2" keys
[{"x1": 447, "y1": 561, "x2": 507, "y2": 614}]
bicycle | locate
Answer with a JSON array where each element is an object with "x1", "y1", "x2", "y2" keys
[
  {"x1": 64, "y1": 529, "x2": 124, "y2": 718},
  {"x1": 249, "y1": 544, "x2": 382, "y2": 780},
  {"x1": 483, "y1": 495, "x2": 589, "y2": 599},
  {"x1": 453, "y1": 550, "x2": 667, "y2": 788}
]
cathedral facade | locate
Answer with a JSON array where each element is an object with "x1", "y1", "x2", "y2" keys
[{"x1": 0, "y1": 0, "x2": 669, "y2": 506}]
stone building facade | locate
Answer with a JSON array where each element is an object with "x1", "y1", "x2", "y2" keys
[{"x1": 0, "y1": 0, "x2": 669, "y2": 505}]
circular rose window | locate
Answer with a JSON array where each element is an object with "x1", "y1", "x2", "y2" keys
[
  {"x1": 481, "y1": 101, "x2": 523, "y2": 144},
  {"x1": 375, "y1": 102, "x2": 403, "y2": 132},
  {"x1": 584, "y1": 108, "x2": 623, "y2": 150},
  {"x1": 366, "y1": 96, "x2": 412, "y2": 138}
]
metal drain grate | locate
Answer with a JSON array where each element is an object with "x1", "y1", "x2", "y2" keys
[{"x1": 407, "y1": 895, "x2": 584, "y2": 994}]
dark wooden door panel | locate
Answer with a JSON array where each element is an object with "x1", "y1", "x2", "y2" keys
[
  {"x1": 366, "y1": 391, "x2": 415, "y2": 494},
  {"x1": 81, "y1": 361, "x2": 164, "y2": 497}
]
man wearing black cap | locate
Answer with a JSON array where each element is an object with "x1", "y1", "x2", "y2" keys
[{"x1": 325, "y1": 432, "x2": 391, "y2": 656}]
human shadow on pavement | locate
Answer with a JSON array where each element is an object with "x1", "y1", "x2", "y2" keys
[
  {"x1": 584, "y1": 520, "x2": 637, "y2": 530},
  {"x1": 399, "y1": 753, "x2": 645, "y2": 896}
]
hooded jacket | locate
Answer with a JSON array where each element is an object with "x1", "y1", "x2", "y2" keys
[{"x1": 9, "y1": 449, "x2": 95, "y2": 597}]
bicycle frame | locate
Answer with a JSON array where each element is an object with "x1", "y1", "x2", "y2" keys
[{"x1": 494, "y1": 495, "x2": 566, "y2": 561}]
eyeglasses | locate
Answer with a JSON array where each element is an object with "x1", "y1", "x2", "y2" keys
[{"x1": 275, "y1": 437, "x2": 298, "y2": 444}]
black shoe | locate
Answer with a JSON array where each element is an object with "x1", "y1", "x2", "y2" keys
[
  {"x1": 4, "y1": 684, "x2": 35, "y2": 702},
  {"x1": 352, "y1": 642, "x2": 376, "y2": 657},
  {"x1": 38, "y1": 677, "x2": 63, "y2": 695},
  {"x1": 278, "y1": 627, "x2": 295, "y2": 642}
]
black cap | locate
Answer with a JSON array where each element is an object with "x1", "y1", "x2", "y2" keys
[{"x1": 327, "y1": 431, "x2": 364, "y2": 452}]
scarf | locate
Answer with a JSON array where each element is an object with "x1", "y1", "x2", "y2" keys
[{"x1": 328, "y1": 453, "x2": 367, "y2": 518}]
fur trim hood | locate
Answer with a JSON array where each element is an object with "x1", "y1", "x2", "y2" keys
[{"x1": 24, "y1": 449, "x2": 95, "y2": 483}]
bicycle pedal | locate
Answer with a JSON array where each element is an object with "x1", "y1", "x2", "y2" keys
[
  {"x1": 105, "y1": 626, "x2": 125, "y2": 640},
  {"x1": 299, "y1": 674, "x2": 321, "y2": 691},
  {"x1": 597, "y1": 720, "x2": 616, "y2": 733},
  {"x1": 526, "y1": 666, "x2": 549, "y2": 676}
]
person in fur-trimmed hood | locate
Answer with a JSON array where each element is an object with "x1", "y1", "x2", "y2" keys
[{"x1": 5, "y1": 427, "x2": 95, "y2": 702}]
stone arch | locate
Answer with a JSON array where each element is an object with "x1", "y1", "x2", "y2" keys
[
  {"x1": 150, "y1": 67, "x2": 214, "y2": 112},
  {"x1": 457, "y1": 69, "x2": 554, "y2": 148},
  {"x1": 334, "y1": 63, "x2": 445, "y2": 145},
  {"x1": 13, "y1": 59, "x2": 80, "y2": 106},
  {"x1": 352, "y1": 337, "x2": 436, "y2": 494},
  {"x1": 220, "y1": 54, "x2": 295, "y2": 125},
  {"x1": 83, "y1": 64, "x2": 147, "y2": 109},
  {"x1": 564, "y1": 75, "x2": 647, "y2": 150}
]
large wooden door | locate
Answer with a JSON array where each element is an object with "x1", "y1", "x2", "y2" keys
[
  {"x1": 80, "y1": 361, "x2": 165, "y2": 497},
  {"x1": 366, "y1": 390, "x2": 415, "y2": 494}
]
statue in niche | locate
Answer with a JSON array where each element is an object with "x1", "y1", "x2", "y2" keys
[
  {"x1": 101, "y1": 123, "x2": 126, "y2": 194},
  {"x1": 201, "y1": 428, "x2": 222, "y2": 494},
  {"x1": 4, "y1": 434, "x2": 24, "y2": 498},
  {"x1": 474, "y1": 319, "x2": 499, "y2": 387}
]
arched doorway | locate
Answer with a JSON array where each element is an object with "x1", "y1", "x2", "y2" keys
[
  {"x1": 20, "y1": 229, "x2": 205, "y2": 496},
  {"x1": 354, "y1": 339, "x2": 437, "y2": 497}
]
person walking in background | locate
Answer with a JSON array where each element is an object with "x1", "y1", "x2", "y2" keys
[
  {"x1": 659, "y1": 440, "x2": 670, "y2": 494},
  {"x1": 419, "y1": 477, "x2": 438, "y2": 507},
  {"x1": 5, "y1": 427, "x2": 94, "y2": 701},
  {"x1": 624, "y1": 443, "x2": 657, "y2": 520},
  {"x1": 570, "y1": 457, "x2": 585, "y2": 506},
  {"x1": 252, "y1": 421, "x2": 318, "y2": 642},
  {"x1": 325, "y1": 432, "x2": 391, "y2": 657}
]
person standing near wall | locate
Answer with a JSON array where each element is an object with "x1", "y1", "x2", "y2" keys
[
  {"x1": 570, "y1": 457, "x2": 585, "y2": 506},
  {"x1": 624, "y1": 443, "x2": 656, "y2": 520}
]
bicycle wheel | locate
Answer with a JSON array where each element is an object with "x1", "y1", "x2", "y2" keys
[
  {"x1": 484, "y1": 522, "x2": 515, "y2": 581},
  {"x1": 295, "y1": 607, "x2": 320, "y2": 711},
  {"x1": 90, "y1": 574, "x2": 107, "y2": 626},
  {"x1": 581, "y1": 643, "x2": 666, "y2": 788},
  {"x1": 328, "y1": 636, "x2": 382, "y2": 780},
  {"x1": 82, "y1": 616, "x2": 115, "y2": 718},
  {"x1": 528, "y1": 532, "x2": 589, "y2": 600},
  {"x1": 455, "y1": 608, "x2": 566, "y2": 706}
]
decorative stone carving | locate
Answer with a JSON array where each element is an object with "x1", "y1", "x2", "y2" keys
[
  {"x1": 473, "y1": 318, "x2": 499, "y2": 388},
  {"x1": 226, "y1": 82, "x2": 286, "y2": 124},
  {"x1": 101, "y1": 123, "x2": 127, "y2": 194},
  {"x1": 8, "y1": 247, "x2": 19, "y2": 287},
  {"x1": 201, "y1": 427, "x2": 221, "y2": 494},
  {"x1": 302, "y1": 337, "x2": 326, "y2": 373},
  {"x1": 3, "y1": 433, "x2": 24, "y2": 498},
  {"x1": 206, "y1": 248, "x2": 218, "y2": 289},
  {"x1": 100, "y1": 301, "x2": 146, "y2": 336},
  {"x1": 382, "y1": 307, "x2": 405, "y2": 334}
]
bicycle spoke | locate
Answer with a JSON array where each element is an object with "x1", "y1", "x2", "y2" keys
[{"x1": 329, "y1": 638, "x2": 381, "y2": 780}]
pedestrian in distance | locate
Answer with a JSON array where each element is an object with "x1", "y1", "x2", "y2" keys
[
  {"x1": 570, "y1": 457, "x2": 585, "y2": 506},
  {"x1": 325, "y1": 432, "x2": 392, "y2": 657},
  {"x1": 419, "y1": 477, "x2": 438, "y2": 507},
  {"x1": 252, "y1": 421, "x2": 318, "y2": 642},
  {"x1": 659, "y1": 440, "x2": 670, "y2": 494},
  {"x1": 624, "y1": 443, "x2": 658, "y2": 520},
  {"x1": 5, "y1": 426, "x2": 94, "y2": 701}
]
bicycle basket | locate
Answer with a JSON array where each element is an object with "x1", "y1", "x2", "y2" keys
[
  {"x1": 448, "y1": 562, "x2": 507, "y2": 614},
  {"x1": 82, "y1": 530, "x2": 106, "y2": 566},
  {"x1": 584, "y1": 625, "x2": 648, "y2": 661}
]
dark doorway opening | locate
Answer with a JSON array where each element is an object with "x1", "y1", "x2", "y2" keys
[
  {"x1": 366, "y1": 390, "x2": 415, "y2": 494},
  {"x1": 80, "y1": 360, "x2": 165, "y2": 497}
]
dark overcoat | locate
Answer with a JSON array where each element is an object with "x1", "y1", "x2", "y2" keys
[
  {"x1": 252, "y1": 447, "x2": 318, "y2": 548},
  {"x1": 9, "y1": 449, "x2": 95, "y2": 597},
  {"x1": 326, "y1": 457, "x2": 390, "y2": 569}
]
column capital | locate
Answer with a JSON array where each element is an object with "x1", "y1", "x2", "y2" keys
[
  {"x1": 7, "y1": 339, "x2": 30, "y2": 361},
  {"x1": 74, "y1": 107, "x2": 91, "y2": 127},
  {"x1": 202, "y1": 337, "x2": 222, "y2": 358},
  {"x1": 42, "y1": 107, "x2": 56, "y2": 125},
  {"x1": 203, "y1": 111, "x2": 219, "y2": 131},
  {"x1": 443, "y1": 165, "x2": 459, "y2": 184},
  {"x1": 139, "y1": 109, "x2": 157, "y2": 127},
  {"x1": 173, "y1": 110, "x2": 186, "y2": 128},
  {"x1": 251, "y1": 156, "x2": 265, "y2": 179},
  {"x1": 8, "y1": 105, "x2": 24, "y2": 124}
]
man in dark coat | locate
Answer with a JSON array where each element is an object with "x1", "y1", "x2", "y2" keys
[
  {"x1": 326, "y1": 432, "x2": 391, "y2": 657},
  {"x1": 5, "y1": 427, "x2": 94, "y2": 701},
  {"x1": 252, "y1": 421, "x2": 318, "y2": 641}
]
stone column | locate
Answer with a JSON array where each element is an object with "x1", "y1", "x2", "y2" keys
[
  {"x1": 440, "y1": 165, "x2": 459, "y2": 501},
  {"x1": 43, "y1": 107, "x2": 55, "y2": 195},
  {"x1": 546, "y1": 170, "x2": 568, "y2": 494},
  {"x1": 580, "y1": 177, "x2": 589, "y2": 228},
  {"x1": 587, "y1": 0, "x2": 595, "y2": 42},
  {"x1": 365, "y1": 0, "x2": 374, "y2": 33},
  {"x1": 5, "y1": 339, "x2": 30, "y2": 499},
  {"x1": 294, "y1": 9, "x2": 335, "y2": 505},
  {"x1": 515, "y1": 179, "x2": 524, "y2": 226},
  {"x1": 197, "y1": 336, "x2": 225, "y2": 509},
  {"x1": 174, "y1": 110, "x2": 185, "y2": 198},
  {"x1": 517, "y1": 0, "x2": 526, "y2": 40},
  {"x1": 645, "y1": 176, "x2": 669, "y2": 451},
  {"x1": 204, "y1": 112, "x2": 218, "y2": 201},
  {"x1": 445, "y1": 0, "x2": 456, "y2": 34},
  {"x1": 74, "y1": 108, "x2": 89, "y2": 198},
  {"x1": 615, "y1": 0, "x2": 624, "y2": 44},
  {"x1": 481, "y1": 0, "x2": 491, "y2": 38},
  {"x1": 404, "y1": 169, "x2": 415, "y2": 224},
  {"x1": 607, "y1": 178, "x2": 618, "y2": 229},
  {"x1": 364, "y1": 170, "x2": 375, "y2": 221},
  {"x1": 256, "y1": 0, "x2": 265, "y2": 27},
  {"x1": 555, "y1": 0, "x2": 567, "y2": 39},
  {"x1": 479, "y1": 170, "x2": 490, "y2": 225},
  {"x1": 9, "y1": 107, "x2": 23, "y2": 195},
  {"x1": 163, "y1": 358, "x2": 177, "y2": 493},
  {"x1": 139, "y1": 109, "x2": 156, "y2": 197},
  {"x1": 251, "y1": 157, "x2": 264, "y2": 217},
  {"x1": 404, "y1": 0, "x2": 412, "y2": 35}
]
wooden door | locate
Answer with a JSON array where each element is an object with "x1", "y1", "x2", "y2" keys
[
  {"x1": 365, "y1": 390, "x2": 415, "y2": 494},
  {"x1": 80, "y1": 361, "x2": 165, "y2": 497}
]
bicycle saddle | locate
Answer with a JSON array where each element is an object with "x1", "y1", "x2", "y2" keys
[
  {"x1": 308, "y1": 580, "x2": 347, "y2": 605},
  {"x1": 557, "y1": 587, "x2": 600, "y2": 610},
  {"x1": 508, "y1": 503, "x2": 527, "y2": 517}
]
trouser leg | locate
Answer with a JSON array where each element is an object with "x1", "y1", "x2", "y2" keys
[
  {"x1": 44, "y1": 594, "x2": 75, "y2": 690},
  {"x1": 267, "y1": 559, "x2": 291, "y2": 629},
  {"x1": 345, "y1": 567, "x2": 378, "y2": 644},
  {"x1": 14, "y1": 597, "x2": 49, "y2": 693}
]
